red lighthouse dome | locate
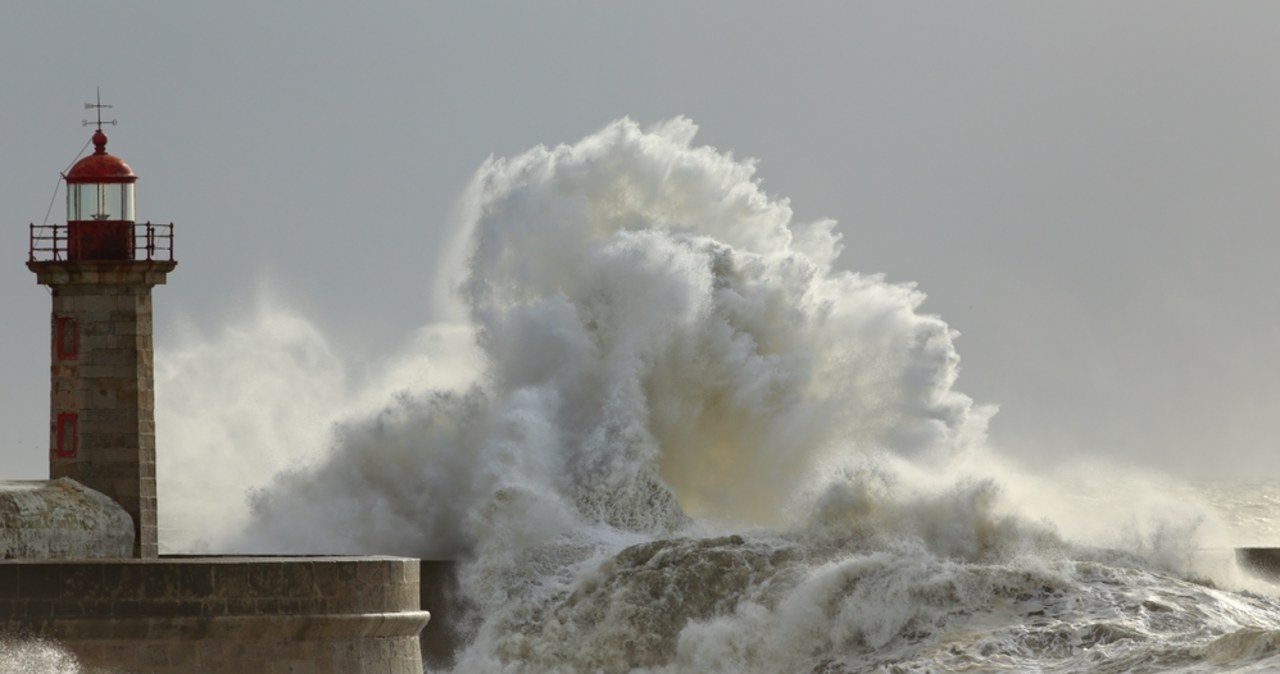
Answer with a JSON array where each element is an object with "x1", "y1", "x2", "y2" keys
[
  {"x1": 65, "y1": 129, "x2": 136, "y2": 182},
  {"x1": 64, "y1": 129, "x2": 137, "y2": 259}
]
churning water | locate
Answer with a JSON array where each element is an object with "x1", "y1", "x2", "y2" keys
[{"x1": 142, "y1": 118, "x2": 1280, "y2": 672}]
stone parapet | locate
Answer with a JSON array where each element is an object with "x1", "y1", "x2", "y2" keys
[
  {"x1": 45, "y1": 632, "x2": 422, "y2": 674},
  {"x1": 15, "y1": 611, "x2": 430, "y2": 641},
  {"x1": 0, "y1": 556, "x2": 429, "y2": 673},
  {"x1": 27, "y1": 261, "x2": 175, "y2": 287}
]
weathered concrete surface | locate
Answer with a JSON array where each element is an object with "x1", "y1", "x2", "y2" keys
[
  {"x1": 0, "y1": 478, "x2": 132, "y2": 560},
  {"x1": 0, "y1": 555, "x2": 429, "y2": 673}
]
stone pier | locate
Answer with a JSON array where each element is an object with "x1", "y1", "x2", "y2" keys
[{"x1": 0, "y1": 556, "x2": 430, "y2": 673}]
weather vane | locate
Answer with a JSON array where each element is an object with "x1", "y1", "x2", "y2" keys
[{"x1": 82, "y1": 87, "x2": 117, "y2": 130}]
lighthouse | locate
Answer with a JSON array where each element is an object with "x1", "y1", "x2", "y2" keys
[
  {"x1": 26, "y1": 106, "x2": 176, "y2": 558},
  {"x1": 1, "y1": 103, "x2": 437, "y2": 673}
]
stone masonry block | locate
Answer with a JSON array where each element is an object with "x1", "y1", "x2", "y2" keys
[
  {"x1": 76, "y1": 365, "x2": 121, "y2": 379},
  {"x1": 58, "y1": 564, "x2": 105, "y2": 599},
  {"x1": 87, "y1": 388, "x2": 118, "y2": 409},
  {"x1": 112, "y1": 321, "x2": 142, "y2": 336},
  {"x1": 16, "y1": 565, "x2": 65, "y2": 599},
  {"x1": 357, "y1": 561, "x2": 390, "y2": 585},
  {"x1": 76, "y1": 408, "x2": 131, "y2": 424},
  {"x1": 0, "y1": 568, "x2": 18, "y2": 600}
]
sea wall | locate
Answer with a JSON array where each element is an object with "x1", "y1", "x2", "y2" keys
[
  {"x1": 420, "y1": 560, "x2": 462, "y2": 671},
  {"x1": 0, "y1": 555, "x2": 430, "y2": 673}
]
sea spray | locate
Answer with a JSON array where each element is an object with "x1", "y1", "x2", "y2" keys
[
  {"x1": 155, "y1": 298, "x2": 477, "y2": 552},
  {"x1": 154, "y1": 118, "x2": 1280, "y2": 672},
  {"x1": 160, "y1": 117, "x2": 992, "y2": 558},
  {"x1": 0, "y1": 639, "x2": 82, "y2": 674}
]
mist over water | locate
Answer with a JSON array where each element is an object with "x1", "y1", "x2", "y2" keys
[{"x1": 154, "y1": 119, "x2": 1280, "y2": 672}]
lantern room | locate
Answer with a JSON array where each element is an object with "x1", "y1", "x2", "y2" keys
[{"x1": 63, "y1": 128, "x2": 137, "y2": 260}]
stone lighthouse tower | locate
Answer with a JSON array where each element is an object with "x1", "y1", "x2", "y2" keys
[
  {"x1": 26, "y1": 108, "x2": 175, "y2": 558},
  {"x1": 5, "y1": 105, "x2": 434, "y2": 674}
]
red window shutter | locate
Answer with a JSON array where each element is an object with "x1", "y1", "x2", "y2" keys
[
  {"x1": 55, "y1": 316, "x2": 78, "y2": 360},
  {"x1": 55, "y1": 412, "x2": 78, "y2": 458}
]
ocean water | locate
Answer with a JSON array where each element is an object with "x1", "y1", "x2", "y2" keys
[
  {"x1": 1197, "y1": 482, "x2": 1280, "y2": 547},
  {"x1": 6, "y1": 119, "x2": 1279, "y2": 673},
  {"x1": 432, "y1": 476, "x2": 1280, "y2": 673}
]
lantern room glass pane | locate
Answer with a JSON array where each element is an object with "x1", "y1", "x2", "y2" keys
[
  {"x1": 67, "y1": 183, "x2": 134, "y2": 222},
  {"x1": 118, "y1": 183, "x2": 135, "y2": 221}
]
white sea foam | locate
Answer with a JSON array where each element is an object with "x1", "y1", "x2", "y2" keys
[
  {"x1": 0, "y1": 639, "x2": 82, "y2": 674},
  {"x1": 154, "y1": 118, "x2": 1280, "y2": 672}
]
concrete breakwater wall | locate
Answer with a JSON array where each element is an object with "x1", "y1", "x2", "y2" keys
[
  {"x1": 0, "y1": 556, "x2": 430, "y2": 673},
  {"x1": 1237, "y1": 548, "x2": 1280, "y2": 579},
  {"x1": 420, "y1": 560, "x2": 462, "y2": 671}
]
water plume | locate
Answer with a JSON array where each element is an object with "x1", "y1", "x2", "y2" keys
[
  {"x1": 176, "y1": 118, "x2": 988, "y2": 554},
  {"x1": 152, "y1": 118, "x2": 1280, "y2": 672}
]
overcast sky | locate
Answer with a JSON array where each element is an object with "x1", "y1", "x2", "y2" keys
[{"x1": 2, "y1": 2, "x2": 1278, "y2": 481}]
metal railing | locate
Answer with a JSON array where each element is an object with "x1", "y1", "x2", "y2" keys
[
  {"x1": 28, "y1": 222, "x2": 175, "y2": 263},
  {"x1": 28, "y1": 223, "x2": 64, "y2": 261},
  {"x1": 139, "y1": 222, "x2": 175, "y2": 262}
]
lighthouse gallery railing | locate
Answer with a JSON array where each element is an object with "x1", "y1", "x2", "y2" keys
[{"x1": 29, "y1": 222, "x2": 175, "y2": 263}]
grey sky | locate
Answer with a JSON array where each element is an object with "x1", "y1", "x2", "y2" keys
[{"x1": 3, "y1": 2, "x2": 1278, "y2": 480}]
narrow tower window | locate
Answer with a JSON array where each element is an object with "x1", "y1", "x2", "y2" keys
[
  {"x1": 55, "y1": 315, "x2": 78, "y2": 360},
  {"x1": 55, "y1": 412, "x2": 78, "y2": 458}
]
